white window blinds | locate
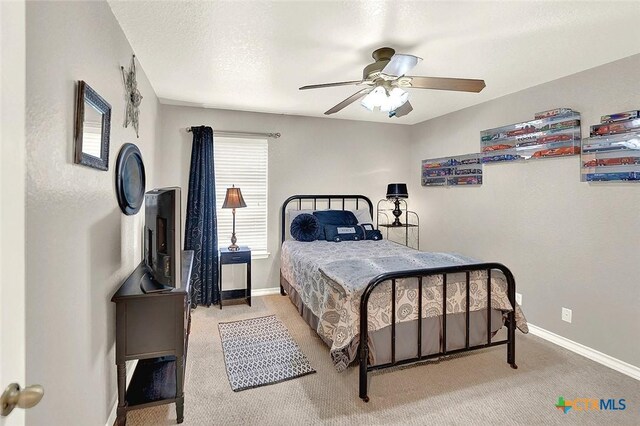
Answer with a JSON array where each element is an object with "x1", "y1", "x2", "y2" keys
[{"x1": 214, "y1": 137, "x2": 268, "y2": 254}]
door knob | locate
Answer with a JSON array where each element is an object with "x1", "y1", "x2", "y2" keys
[{"x1": 1, "y1": 383, "x2": 44, "y2": 416}]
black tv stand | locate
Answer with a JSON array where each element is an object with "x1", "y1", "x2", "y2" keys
[
  {"x1": 139, "y1": 272, "x2": 173, "y2": 294},
  {"x1": 111, "y1": 251, "x2": 194, "y2": 425}
]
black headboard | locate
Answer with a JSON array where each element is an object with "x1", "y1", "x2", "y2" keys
[{"x1": 281, "y1": 195, "x2": 374, "y2": 244}]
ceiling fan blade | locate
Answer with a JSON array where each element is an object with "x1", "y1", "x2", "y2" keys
[
  {"x1": 404, "y1": 76, "x2": 486, "y2": 93},
  {"x1": 324, "y1": 88, "x2": 372, "y2": 115},
  {"x1": 381, "y1": 54, "x2": 422, "y2": 78},
  {"x1": 299, "y1": 80, "x2": 363, "y2": 90},
  {"x1": 389, "y1": 101, "x2": 413, "y2": 118}
]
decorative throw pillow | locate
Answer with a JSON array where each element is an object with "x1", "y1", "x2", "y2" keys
[
  {"x1": 313, "y1": 210, "x2": 359, "y2": 239},
  {"x1": 359, "y1": 223, "x2": 383, "y2": 241},
  {"x1": 290, "y1": 213, "x2": 321, "y2": 242},
  {"x1": 364, "y1": 229, "x2": 383, "y2": 241},
  {"x1": 324, "y1": 224, "x2": 365, "y2": 242}
]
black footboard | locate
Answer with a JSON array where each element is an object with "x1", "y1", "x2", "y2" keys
[
  {"x1": 358, "y1": 263, "x2": 518, "y2": 402},
  {"x1": 279, "y1": 194, "x2": 518, "y2": 401}
]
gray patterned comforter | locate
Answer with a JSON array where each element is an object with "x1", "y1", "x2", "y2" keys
[{"x1": 280, "y1": 240, "x2": 528, "y2": 371}]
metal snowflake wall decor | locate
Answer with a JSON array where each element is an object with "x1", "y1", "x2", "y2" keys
[{"x1": 121, "y1": 55, "x2": 143, "y2": 138}]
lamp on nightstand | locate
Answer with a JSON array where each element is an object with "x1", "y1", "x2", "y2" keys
[
  {"x1": 222, "y1": 185, "x2": 247, "y2": 251},
  {"x1": 386, "y1": 183, "x2": 408, "y2": 226}
]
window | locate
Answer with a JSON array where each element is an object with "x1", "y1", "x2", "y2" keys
[{"x1": 214, "y1": 137, "x2": 268, "y2": 256}]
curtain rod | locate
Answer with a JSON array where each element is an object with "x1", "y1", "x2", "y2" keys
[{"x1": 186, "y1": 127, "x2": 281, "y2": 139}]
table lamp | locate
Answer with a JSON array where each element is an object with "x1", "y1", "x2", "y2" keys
[
  {"x1": 222, "y1": 185, "x2": 247, "y2": 251},
  {"x1": 386, "y1": 183, "x2": 408, "y2": 226}
]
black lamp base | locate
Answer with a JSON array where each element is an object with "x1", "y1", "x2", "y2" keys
[{"x1": 392, "y1": 198, "x2": 403, "y2": 226}]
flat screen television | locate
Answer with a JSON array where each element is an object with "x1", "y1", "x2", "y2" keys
[{"x1": 141, "y1": 187, "x2": 182, "y2": 293}]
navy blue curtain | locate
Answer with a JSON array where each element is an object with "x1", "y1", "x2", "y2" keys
[{"x1": 184, "y1": 126, "x2": 218, "y2": 306}]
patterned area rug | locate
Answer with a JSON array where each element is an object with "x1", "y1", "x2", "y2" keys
[{"x1": 218, "y1": 315, "x2": 316, "y2": 391}]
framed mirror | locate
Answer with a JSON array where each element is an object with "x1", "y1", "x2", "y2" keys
[{"x1": 74, "y1": 81, "x2": 111, "y2": 170}]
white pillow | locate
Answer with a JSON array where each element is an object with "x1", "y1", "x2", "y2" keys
[
  {"x1": 352, "y1": 208, "x2": 374, "y2": 225},
  {"x1": 286, "y1": 209, "x2": 316, "y2": 225}
]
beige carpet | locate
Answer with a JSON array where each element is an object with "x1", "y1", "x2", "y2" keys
[{"x1": 126, "y1": 295, "x2": 640, "y2": 425}]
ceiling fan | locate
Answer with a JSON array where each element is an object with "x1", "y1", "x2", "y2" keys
[{"x1": 299, "y1": 47, "x2": 486, "y2": 118}]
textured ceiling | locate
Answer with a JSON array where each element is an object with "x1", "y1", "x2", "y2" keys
[{"x1": 109, "y1": 1, "x2": 640, "y2": 125}]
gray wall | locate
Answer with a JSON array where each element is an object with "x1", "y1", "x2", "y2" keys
[
  {"x1": 25, "y1": 2, "x2": 160, "y2": 424},
  {"x1": 22, "y1": 3, "x2": 640, "y2": 424},
  {"x1": 156, "y1": 105, "x2": 413, "y2": 292},
  {"x1": 409, "y1": 54, "x2": 640, "y2": 367}
]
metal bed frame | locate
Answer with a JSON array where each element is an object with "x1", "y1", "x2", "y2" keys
[{"x1": 280, "y1": 194, "x2": 518, "y2": 402}]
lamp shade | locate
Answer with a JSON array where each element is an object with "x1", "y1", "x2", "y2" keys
[
  {"x1": 386, "y1": 183, "x2": 408, "y2": 199},
  {"x1": 222, "y1": 186, "x2": 247, "y2": 209}
]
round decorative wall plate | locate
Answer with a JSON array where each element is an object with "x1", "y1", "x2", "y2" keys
[{"x1": 115, "y1": 143, "x2": 146, "y2": 215}]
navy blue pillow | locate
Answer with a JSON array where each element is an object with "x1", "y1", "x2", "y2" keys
[
  {"x1": 360, "y1": 223, "x2": 382, "y2": 240},
  {"x1": 364, "y1": 229, "x2": 383, "y2": 241},
  {"x1": 290, "y1": 213, "x2": 321, "y2": 242},
  {"x1": 313, "y1": 210, "x2": 359, "y2": 240},
  {"x1": 324, "y1": 225, "x2": 365, "y2": 242}
]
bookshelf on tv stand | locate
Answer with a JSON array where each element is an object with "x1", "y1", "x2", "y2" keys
[{"x1": 376, "y1": 199, "x2": 420, "y2": 249}]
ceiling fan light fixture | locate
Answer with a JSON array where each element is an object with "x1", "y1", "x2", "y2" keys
[
  {"x1": 361, "y1": 87, "x2": 408, "y2": 112},
  {"x1": 386, "y1": 88, "x2": 409, "y2": 111},
  {"x1": 301, "y1": 47, "x2": 485, "y2": 118},
  {"x1": 360, "y1": 86, "x2": 385, "y2": 111}
]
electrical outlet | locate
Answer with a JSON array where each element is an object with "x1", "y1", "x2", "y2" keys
[
  {"x1": 562, "y1": 307, "x2": 572, "y2": 323},
  {"x1": 515, "y1": 292, "x2": 522, "y2": 305}
]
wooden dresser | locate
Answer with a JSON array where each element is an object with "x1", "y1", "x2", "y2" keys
[{"x1": 111, "y1": 251, "x2": 194, "y2": 425}]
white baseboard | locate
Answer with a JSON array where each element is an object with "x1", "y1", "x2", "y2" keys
[
  {"x1": 106, "y1": 359, "x2": 138, "y2": 426},
  {"x1": 528, "y1": 323, "x2": 640, "y2": 381},
  {"x1": 252, "y1": 287, "x2": 281, "y2": 297}
]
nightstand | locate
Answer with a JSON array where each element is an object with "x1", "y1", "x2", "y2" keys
[
  {"x1": 376, "y1": 199, "x2": 420, "y2": 249},
  {"x1": 218, "y1": 246, "x2": 251, "y2": 309}
]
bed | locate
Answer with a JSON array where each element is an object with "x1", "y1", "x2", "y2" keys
[{"x1": 279, "y1": 194, "x2": 527, "y2": 401}]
